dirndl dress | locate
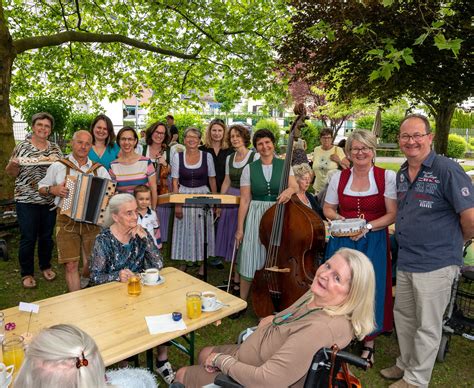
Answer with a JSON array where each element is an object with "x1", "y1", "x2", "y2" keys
[{"x1": 325, "y1": 167, "x2": 393, "y2": 339}]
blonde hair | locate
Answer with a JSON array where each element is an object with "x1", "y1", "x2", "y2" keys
[
  {"x1": 323, "y1": 248, "x2": 376, "y2": 340},
  {"x1": 292, "y1": 163, "x2": 314, "y2": 180},
  {"x1": 204, "y1": 119, "x2": 229, "y2": 149},
  {"x1": 14, "y1": 324, "x2": 107, "y2": 388},
  {"x1": 345, "y1": 130, "x2": 377, "y2": 160}
]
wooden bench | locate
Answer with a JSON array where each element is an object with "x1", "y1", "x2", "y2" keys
[{"x1": 376, "y1": 143, "x2": 399, "y2": 153}]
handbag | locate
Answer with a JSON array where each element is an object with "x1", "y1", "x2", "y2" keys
[{"x1": 328, "y1": 345, "x2": 362, "y2": 388}]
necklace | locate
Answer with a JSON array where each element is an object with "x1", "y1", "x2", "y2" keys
[{"x1": 272, "y1": 297, "x2": 322, "y2": 326}]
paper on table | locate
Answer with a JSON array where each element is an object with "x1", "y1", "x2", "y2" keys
[{"x1": 145, "y1": 314, "x2": 187, "y2": 334}]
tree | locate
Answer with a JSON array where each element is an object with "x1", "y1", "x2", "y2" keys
[
  {"x1": 0, "y1": 0, "x2": 290, "y2": 199},
  {"x1": 289, "y1": 80, "x2": 371, "y2": 138},
  {"x1": 279, "y1": 0, "x2": 473, "y2": 155}
]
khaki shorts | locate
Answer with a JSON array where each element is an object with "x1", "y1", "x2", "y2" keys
[{"x1": 56, "y1": 214, "x2": 100, "y2": 264}]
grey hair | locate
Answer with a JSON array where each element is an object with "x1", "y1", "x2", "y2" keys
[
  {"x1": 292, "y1": 163, "x2": 314, "y2": 179},
  {"x1": 103, "y1": 193, "x2": 136, "y2": 227},
  {"x1": 72, "y1": 130, "x2": 93, "y2": 142},
  {"x1": 322, "y1": 248, "x2": 376, "y2": 340},
  {"x1": 183, "y1": 127, "x2": 202, "y2": 139},
  {"x1": 345, "y1": 130, "x2": 377, "y2": 160},
  {"x1": 14, "y1": 324, "x2": 107, "y2": 388},
  {"x1": 31, "y1": 112, "x2": 55, "y2": 129}
]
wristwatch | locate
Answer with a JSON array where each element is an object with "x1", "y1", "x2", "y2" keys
[
  {"x1": 45, "y1": 186, "x2": 51, "y2": 195},
  {"x1": 366, "y1": 223, "x2": 373, "y2": 231}
]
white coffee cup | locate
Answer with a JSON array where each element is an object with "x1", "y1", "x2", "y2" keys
[
  {"x1": 201, "y1": 291, "x2": 217, "y2": 311},
  {"x1": 141, "y1": 268, "x2": 159, "y2": 284},
  {"x1": 0, "y1": 363, "x2": 14, "y2": 388}
]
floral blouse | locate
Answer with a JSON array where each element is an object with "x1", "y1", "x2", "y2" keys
[{"x1": 90, "y1": 228, "x2": 163, "y2": 285}]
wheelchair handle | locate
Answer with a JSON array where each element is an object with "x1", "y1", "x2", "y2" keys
[{"x1": 322, "y1": 347, "x2": 370, "y2": 370}]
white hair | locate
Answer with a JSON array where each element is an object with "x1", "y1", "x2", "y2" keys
[
  {"x1": 14, "y1": 324, "x2": 107, "y2": 388},
  {"x1": 102, "y1": 193, "x2": 136, "y2": 227}
]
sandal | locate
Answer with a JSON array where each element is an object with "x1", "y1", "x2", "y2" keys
[
  {"x1": 42, "y1": 269, "x2": 56, "y2": 281},
  {"x1": 22, "y1": 275, "x2": 37, "y2": 289},
  {"x1": 155, "y1": 360, "x2": 176, "y2": 385},
  {"x1": 361, "y1": 345, "x2": 375, "y2": 368}
]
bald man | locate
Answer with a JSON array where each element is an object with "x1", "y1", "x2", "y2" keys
[{"x1": 39, "y1": 130, "x2": 111, "y2": 291}]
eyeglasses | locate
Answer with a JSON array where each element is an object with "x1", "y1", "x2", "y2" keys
[
  {"x1": 120, "y1": 137, "x2": 136, "y2": 142},
  {"x1": 154, "y1": 131, "x2": 166, "y2": 136},
  {"x1": 350, "y1": 146, "x2": 372, "y2": 154},
  {"x1": 320, "y1": 136, "x2": 332, "y2": 140},
  {"x1": 398, "y1": 133, "x2": 429, "y2": 142}
]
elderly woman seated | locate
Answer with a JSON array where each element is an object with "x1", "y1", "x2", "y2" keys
[
  {"x1": 89, "y1": 193, "x2": 174, "y2": 384},
  {"x1": 174, "y1": 248, "x2": 375, "y2": 388},
  {"x1": 14, "y1": 324, "x2": 157, "y2": 388}
]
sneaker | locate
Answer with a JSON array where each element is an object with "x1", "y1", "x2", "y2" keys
[
  {"x1": 155, "y1": 360, "x2": 176, "y2": 385},
  {"x1": 380, "y1": 365, "x2": 404, "y2": 380},
  {"x1": 80, "y1": 277, "x2": 90, "y2": 289}
]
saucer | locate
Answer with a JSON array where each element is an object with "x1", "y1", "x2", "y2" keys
[
  {"x1": 142, "y1": 276, "x2": 165, "y2": 286},
  {"x1": 202, "y1": 300, "x2": 224, "y2": 312}
]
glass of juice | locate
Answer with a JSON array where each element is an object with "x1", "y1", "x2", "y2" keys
[
  {"x1": 127, "y1": 274, "x2": 142, "y2": 296},
  {"x1": 2, "y1": 335, "x2": 25, "y2": 377},
  {"x1": 186, "y1": 291, "x2": 202, "y2": 319}
]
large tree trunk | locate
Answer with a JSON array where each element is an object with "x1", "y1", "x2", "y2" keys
[
  {"x1": 0, "y1": 5, "x2": 16, "y2": 200},
  {"x1": 432, "y1": 103, "x2": 456, "y2": 156}
]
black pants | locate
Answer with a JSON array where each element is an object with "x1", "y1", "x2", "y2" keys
[{"x1": 16, "y1": 202, "x2": 56, "y2": 277}]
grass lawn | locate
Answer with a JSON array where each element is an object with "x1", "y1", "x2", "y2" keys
[{"x1": 1, "y1": 231, "x2": 473, "y2": 387}]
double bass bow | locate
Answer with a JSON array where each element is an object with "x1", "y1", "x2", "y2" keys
[{"x1": 251, "y1": 104, "x2": 326, "y2": 318}]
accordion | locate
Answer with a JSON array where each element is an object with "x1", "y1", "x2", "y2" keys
[{"x1": 59, "y1": 174, "x2": 116, "y2": 225}]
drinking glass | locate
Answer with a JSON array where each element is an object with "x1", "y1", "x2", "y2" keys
[
  {"x1": 2, "y1": 335, "x2": 25, "y2": 377},
  {"x1": 186, "y1": 291, "x2": 202, "y2": 319},
  {"x1": 127, "y1": 274, "x2": 142, "y2": 296}
]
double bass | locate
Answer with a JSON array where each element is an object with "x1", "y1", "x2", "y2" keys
[{"x1": 251, "y1": 104, "x2": 326, "y2": 317}]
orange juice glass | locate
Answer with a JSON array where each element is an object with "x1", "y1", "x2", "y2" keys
[
  {"x1": 2, "y1": 335, "x2": 25, "y2": 376},
  {"x1": 186, "y1": 291, "x2": 202, "y2": 319}
]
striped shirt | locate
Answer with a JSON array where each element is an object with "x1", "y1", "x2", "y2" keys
[
  {"x1": 10, "y1": 140, "x2": 63, "y2": 204},
  {"x1": 109, "y1": 156, "x2": 155, "y2": 194}
]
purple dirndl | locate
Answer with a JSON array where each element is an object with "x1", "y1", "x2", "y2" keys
[{"x1": 215, "y1": 186, "x2": 240, "y2": 261}]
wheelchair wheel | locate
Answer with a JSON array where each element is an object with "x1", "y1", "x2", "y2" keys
[{"x1": 436, "y1": 334, "x2": 450, "y2": 362}]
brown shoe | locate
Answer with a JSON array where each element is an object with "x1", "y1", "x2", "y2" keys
[
  {"x1": 380, "y1": 365, "x2": 404, "y2": 380},
  {"x1": 389, "y1": 378, "x2": 418, "y2": 388}
]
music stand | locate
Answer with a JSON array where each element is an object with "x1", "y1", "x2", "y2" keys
[
  {"x1": 158, "y1": 194, "x2": 240, "y2": 283},
  {"x1": 185, "y1": 197, "x2": 221, "y2": 282}
]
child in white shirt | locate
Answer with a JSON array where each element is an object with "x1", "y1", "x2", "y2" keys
[{"x1": 134, "y1": 185, "x2": 161, "y2": 249}]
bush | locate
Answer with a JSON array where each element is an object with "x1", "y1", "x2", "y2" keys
[
  {"x1": 301, "y1": 121, "x2": 320, "y2": 152},
  {"x1": 446, "y1": 134, "x2": 467, "y2": 159},
  {"x1": 356, "y1": 113, "x2": 403, "y2": 143},
  {"x1": 254, "y1": 118, "x2": 281, "y2": 146},
  {"x1": 20, "y1": 95, "x2": 71, "y2": 147},
  {"x1": 65, "y1": 111, "x2": 97, "y2": 140}
]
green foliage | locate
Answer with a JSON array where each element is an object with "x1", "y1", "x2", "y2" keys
[
  {"x1": 446, "y1": 134, "x2": 467, "y2": 158},
  {"x1": 147, "y1": 112, "x2": 204, "y2": 142},
  {"x1": 214, "y1": 78, "x2": 242, "y2": 113},
  {"x1": 280, "y1": 0, "x2": 473, "y2": 154},
  {"x1": 451, "y1": 109, "x2": 474, "y2": 129},
  {"x1": 20, "y1": 95, "x2": 71, "y2": 141},
  {"x1": 301, "y1": 121, "x2": 320, "y2": 152},
  {"x1": 255, "y1": 118, "x2": 281, "y2": 145},
  {"x1": 356, "y1": 113, "x2": 403, "y2": 143},
  {"x1": 65, "y1": 111, "x2": 97, "y2": 140}
]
